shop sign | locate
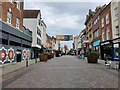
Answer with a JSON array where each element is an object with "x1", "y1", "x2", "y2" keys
[
  {"x1": 93, "y1": 40, "x2": 100, "y2": 47},
  {"x1": 0, "y1": 47, "x2": 7, "y2": 63},
  {"x1": 101, "y1": 41, "x2": 110, "y2": 46},
  {"x1": 8, "y1": 48, "x2": 15, "y2": 62}
]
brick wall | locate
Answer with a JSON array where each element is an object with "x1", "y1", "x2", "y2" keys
[{"x1": 1, "y1": 1, "x2": 23, "y2": 31}]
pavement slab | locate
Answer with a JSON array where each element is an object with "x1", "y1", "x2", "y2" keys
[{"x1": 1, "y1": 55, "x2": 119, "y2": 88}]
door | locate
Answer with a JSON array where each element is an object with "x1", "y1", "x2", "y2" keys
[{"x1": 16, "y1": 50, "x2": 21, "y2": 62}]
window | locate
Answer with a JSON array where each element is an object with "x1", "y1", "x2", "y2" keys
[
  {"x1": 102, "y1": 32, "x2": 105, "y2": 41},
  {"x1": 37, "y1": 27, "x2": 41, "y2": 37},
  {"x1": 114, "y1": 7, "x2": 118, "y2": 20},
  {"x1": 106, "y1": 29, "x2": 110, "y2": 40},
  {"x1": 16, "y1": 18, "x2": 20, "y2": 29},
  {"x1": 106, "y1": 14, "x2": 109, "y2": 25},
  {"x1": 38, "y1": 19, "x2": 40, "y2": 25},
  {"x1": 16, "y1": 1, "x2": 20, "y2": 10},
  {"x1": 115, "y1": 26, "x2": 119, "y2": 36},
  {"x1": 37, "y1": 38, "x2": 41, "y2": 46},
  {"x1": 94, "y1": 29, "x2": 99, "y2": 38},
  {"x1": 9, "y1": 0, "x2": 12, "y2": 3},
  {"x1": 102, "y1": 18, "x2": 104, "y2": 27},
  {"x1": 7, "y1": 10, "x2": 12, "y2": 24}
]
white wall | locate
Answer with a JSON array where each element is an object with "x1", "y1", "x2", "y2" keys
[
  {"x1": 23, "y1": 18, "x2": 37, "y2": 47},
  {"x1": 23, "y1": 13, "x2": 42, "y2": 49},
  {"x1": 111, "y1": 1, "x2": 119, "y2": 39}
]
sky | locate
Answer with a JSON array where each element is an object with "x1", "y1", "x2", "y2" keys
[{"x1": 24, "y1": 0, "x2": 111, "y2": 49}]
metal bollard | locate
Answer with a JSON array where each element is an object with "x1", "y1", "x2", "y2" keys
[
  {"x1": 35, "y1": 58, "x2": 37, "y2": 63},
  {"x1": 26, "y1": 59, "x2": 28, "y2": 67}
]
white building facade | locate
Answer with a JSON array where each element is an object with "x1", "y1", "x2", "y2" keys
[{"x1": 23, "y1": 10, "x2": 42, "y2": 59}]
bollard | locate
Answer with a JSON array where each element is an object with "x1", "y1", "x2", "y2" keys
[
  {"x1": 26, "y1": 59, "x2": 28, "y2": 67},
  {"x1": 35, "y1": 58, "x2": 37, "y2": 63}
]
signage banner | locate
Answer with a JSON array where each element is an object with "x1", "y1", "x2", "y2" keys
[{"x1": 56, "y1": 35, "x2": 73, "y2": 41}]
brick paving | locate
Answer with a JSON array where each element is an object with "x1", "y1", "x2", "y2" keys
[{"x1": 2, "y1": 56, "x2": 119, "y2": 88}]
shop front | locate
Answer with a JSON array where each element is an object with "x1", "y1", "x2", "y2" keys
[
  {"x1": 92, "y1": 40, "x2": 101, "y2": 52},
  {"x1": 100, "y1": 37, "x2": 120, "y2": 61},
  {"x1": 0, "y1": 21, "x2": 32, "y2": 64}
]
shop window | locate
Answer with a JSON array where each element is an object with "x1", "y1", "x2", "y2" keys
[
  {"x1": 103, "y1": 44, "x2": 112, "y2": 60},
  {"x1": 114, "y1": 44, "x2": 119, "y2": 58}
]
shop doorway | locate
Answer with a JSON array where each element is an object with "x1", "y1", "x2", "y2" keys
[{"x1": 16, "y1": 50, "x2": 22, "y2": 62}]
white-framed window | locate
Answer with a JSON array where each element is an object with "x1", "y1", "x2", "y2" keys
[
  {"x1": 102, "y1": 18, "x2": 104, "y2": 27},
  {"x1": 16, "y1": 18, "x2": 20, "y2": 29},
  {"x1": 9, "y1": 0, "x2": 12, "y2": 3},
  {"x1": 94, "y1": 29, "x2": 99, "y2": 38},
  {"x1": 106, "y1": 14, "x2": 109, "y2": 25},
  {"x1": 102, "y1": 32, "x2": 105, "y2": 41},
  {"x1": 114, "y1": 7, "x2": 118, "y2": 20},
  {"x1": 16, "y1": 1, "x2": 20, "y2": 10},
  {"x1": 7, "y1": 10, "x2": 12, "y2": 24},
  {"x1": 106, "y1": 29, "x2": 110, "y2": 40}
]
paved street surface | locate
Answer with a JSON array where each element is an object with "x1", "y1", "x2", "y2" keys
[{"x1": 2, "y1": 56, "x2": 119, "y2": 88}]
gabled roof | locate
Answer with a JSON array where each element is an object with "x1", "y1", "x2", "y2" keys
[{"x1": 23, "y1": 10, "x2": 41, "y2": 18}]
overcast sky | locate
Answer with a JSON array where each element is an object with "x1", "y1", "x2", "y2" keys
[{"x1": 24, "y1": 1, "x2": 111, "y2": 49}]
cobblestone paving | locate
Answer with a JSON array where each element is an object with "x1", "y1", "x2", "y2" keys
[{"x1": 3, "y1": 56, "x2": 119, "y2": 88}]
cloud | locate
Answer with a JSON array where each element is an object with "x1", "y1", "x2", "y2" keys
[{"x1": 24, "y1": 1, "x2": 111, "y2": 48}]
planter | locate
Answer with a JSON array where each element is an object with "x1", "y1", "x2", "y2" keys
[
  {"x1": 51, "y1": 53, "x2": 54, "y2": 58},
  {"x1": 87, "y1": 52, "x2": 99, "y2": 63},
  {"x1": 47, "y1": 53, "x2": 51, "y2": 59},
  {"x1": 39, "y1": 54, "x2": 48, "y2": 62},
  {"x1": 56, "y1": 51, "x2": 59, "y2": 57}
]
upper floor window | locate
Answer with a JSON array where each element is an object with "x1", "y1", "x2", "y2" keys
[
  {"x1": 38, "y1": 19, "x2": 40, "y2": 25},
  {"x1": 106, "y1": 29, "x2": 110, "y2": 40},
  {"x1": 102, "y1": 32, "x2": 105, "y2": 41},
  {"x1": 16, "y1": 18, "x2": 20, "y2": 29},
  {"x1": 102, "y1": 18, "x2": 104, "y2": 27},
  {"x1": 114, "y1": 7, "x2": 118, "y2": 20},
  {"x1": 9, "y1": 0, "x2": 12, "y2": 3},
  {"x1": 37, "y1": 38, "x2": 41, "y2": 46},
  {"x1": 106, "y1": 14, "x2": 109, "y2": 25},
  {"x1": 37, "y1": 27, "x2": 41, "y2": 37},
  {"x1": 7, "y1": 9, "x2": 12, "y2": 24},
  {"x1": 115, "y1": 26, "x2": 119, "y2": 36},
  {"x1": 15, "y1": 0, "x2": 20, "y2": 10},
  {"x1": 94, "y1": 29, "x2": 99, "y2": 38}
]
